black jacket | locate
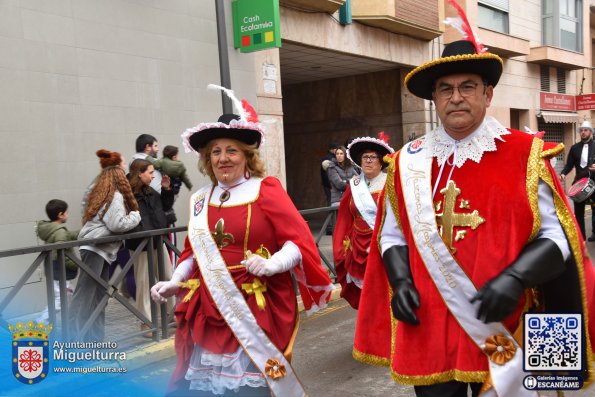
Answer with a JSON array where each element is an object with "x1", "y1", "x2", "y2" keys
[
  {"x1": 127, "y1": 187, "x2": 174, "y2": 250},
  {"x1": 561, "y1": 140, "x2": 595, "y2": 183}
]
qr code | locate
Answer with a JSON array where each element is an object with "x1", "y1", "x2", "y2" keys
[{"x1": 524, "y1": 313, "x2": 582, "y2": 371}]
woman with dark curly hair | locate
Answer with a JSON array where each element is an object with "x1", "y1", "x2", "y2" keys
[{"x1": 70, "y1": 149, "x2": 141, "y2": 342}]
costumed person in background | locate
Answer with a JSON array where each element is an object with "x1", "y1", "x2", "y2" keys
[
  {"x1": 353, "y1": 1, "x2": 595, "y2": 396},
  {"x1": 71, "y1": 149, "x2": 140, "y2": 342},
  {"x1": 560, "y1": 120, "x2": 595, "y2": 241},
  {"x1": 150, "y1": 85, "x2": 334, "y2": 396},
  {"x1": 332, "y1": 133, "x2": 394, "y2": 309}
]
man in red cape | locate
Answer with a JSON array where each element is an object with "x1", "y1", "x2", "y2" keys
[{"x1": 353, "y1": 11, "x2": 595, "y2": 397}]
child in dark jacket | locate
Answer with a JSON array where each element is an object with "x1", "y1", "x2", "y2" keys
[{"x1": 36, "y1": 199, "x2": 80, "y2": 322}]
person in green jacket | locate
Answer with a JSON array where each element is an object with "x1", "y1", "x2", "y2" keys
[
  {"x1": 36, "y1": 199, "x2": 80, "y2": 322},
  {"x1": 148, "y1": 145, "x2": 193, "y2": 195}
]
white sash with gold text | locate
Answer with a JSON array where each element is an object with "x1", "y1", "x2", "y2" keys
[
  {"x1": 350, "y1": 175, "x2": 378, "y2": 230},
  {"x1": 188, "y1": 187, "x2": 306, "y2": 397},
  {"x1": 399, "y1": 143, "x2": 535, "y2": 397}
]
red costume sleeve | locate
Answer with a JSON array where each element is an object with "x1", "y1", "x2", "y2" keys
[{"x1": 257, "y1": 177, "x2": 333, "y2": 312}]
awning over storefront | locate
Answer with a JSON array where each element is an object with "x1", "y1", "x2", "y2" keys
[{"x1": 538, "y1": 111, "x2": 580, "y2": 123}]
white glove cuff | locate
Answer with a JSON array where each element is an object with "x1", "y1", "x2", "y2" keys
[
  {"x1": 172, "y1": 256, "x2": 193, "y2": 283},
  {"x1": 270, "y1": 241, "x2": 301, "y2": 273}
]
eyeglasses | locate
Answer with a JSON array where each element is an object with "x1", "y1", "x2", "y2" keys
[
  {"x1": 361, "y1": 155, "x2": 379, "y2": 162},
  {"x1": 434, "y1": 82, "x2": 483, "y2": 100}
]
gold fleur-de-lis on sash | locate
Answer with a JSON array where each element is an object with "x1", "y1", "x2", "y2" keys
[
  {"x1": 241, "y1": 278, "x2": 268, "y2": 310},
  {"x1": 212, "y1": 218, "x2": 234, "y2": 249},
  {"x1": 435, "y1": 180, "x2": 485, "y2": 254}
]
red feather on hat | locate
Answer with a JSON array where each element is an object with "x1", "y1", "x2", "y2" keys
[
  {"x1": 241, "y1": 99, "x2": 259, "y2": 123},
  {"x1": 377, "y1": 131, "x2": 390, "y2": 143},
  {"x1": 446, "y1": 0, "x2": 486, "y2": 54}
]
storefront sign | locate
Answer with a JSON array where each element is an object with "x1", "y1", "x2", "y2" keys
[
  {"x1": 232, "y1": 0, "x2": 281, "y2": 53},
  {"x1": 576, "y1": 94, "x2": 595, "y2": 111},
  {"x1": 539, "y1": 92, "x2": 575, "y2": 112}
]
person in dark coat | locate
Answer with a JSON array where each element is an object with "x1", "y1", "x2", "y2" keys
[
  {"x1": 128, "y1": 158, "x2": 175, "y2": 336},
  {"x1": 560, "y1": 120, "x2": 595, "y2": 240},
  {"x1": 320, "y1": 142, "x2": 339, "y2": 206}
]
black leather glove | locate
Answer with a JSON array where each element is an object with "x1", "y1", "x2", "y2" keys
[
  {"x1": 383, "y1": 245, "x2": 420, "y2": 325},
  {"x1": 471, "y1": 238, "x2": 565, "y2": 323}
]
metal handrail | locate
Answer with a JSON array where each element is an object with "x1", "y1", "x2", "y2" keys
[{"x1": 0, "y1": 207, "x2": 338, "y2": 342}]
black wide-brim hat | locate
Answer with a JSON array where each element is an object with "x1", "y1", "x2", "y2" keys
[
  {"x1": 347, "y1": 137, "x2": 395, "y2": 168},
  {"x1": 183, "y1": 114, "x2": 264, "y2": 153},
  {"x1": 404, "y1": 40, "x2": 503, "y2": 100}
]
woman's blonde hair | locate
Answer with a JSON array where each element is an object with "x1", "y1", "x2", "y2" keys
[
  {"x1": 83, "y1": 166, "x2": 138, "y2": 224},
  {"x1": 198, "y1": 139, "x2": 266, "y2": 184}
]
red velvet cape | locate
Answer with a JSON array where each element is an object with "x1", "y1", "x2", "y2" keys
[
  {"x1": 333, "y1": 184, "x2": 382, "y2": 309},
  {"x1": 354, "y1": 130, "x2": 595, "y2": 386},
  {"x1": 169, "y1": 177, "x2": 333, "y2": 391}
]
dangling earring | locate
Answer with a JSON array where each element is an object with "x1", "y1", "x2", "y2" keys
[{"x1": 244, "y1": 168, "x2": 251, "y2": 180}]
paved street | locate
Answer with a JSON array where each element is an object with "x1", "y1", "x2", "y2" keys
[
  {"x1": 4, "y1": 226, "x2": 595, "y2": 396},
  {"x1": 112, "y1": 298, "x2": 595, "y2": 397}
]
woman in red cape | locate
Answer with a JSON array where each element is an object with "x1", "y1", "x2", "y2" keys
[
  {"x1": 332, "y1": 135, "x2": 394, "y2": 309},
  {"x1": 151, "y1": 91, "x2": 333, "y2": 396}
]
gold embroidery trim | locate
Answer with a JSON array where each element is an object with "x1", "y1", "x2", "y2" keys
[
  {"x1": 352, "y1": 348, "x2": 391, "y2": 367},
  {"x1": 390, "y1": 368, "x2": 488, "y2": 386},
  {"x1": 243, "y1": 203, "x2": 252, "y2": 254},
  {"x1": 539, "y1": 163, "x2": 595, "y2": 384},
  {"x1": 178, "y1": 279, "x2": 200, "y2": 303},
  {"x1": 540, "y1": 143, "x2": 565, "y2": 159},
  {"x1": 526, "y1": 138, "x2": 542, "y2": 241},
  {"x1": 241, "y1": 278, "x2": 267, "y2": 310},
  {"x1": 404, "y1": 53, "x2": 503, "y2": 87},
  {"x1": 385, "y1": 152, "x2": 402, "y2": 229}
]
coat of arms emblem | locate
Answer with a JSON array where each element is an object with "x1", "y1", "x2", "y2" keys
[
  {"x1": 9, "y1": 321, "x2": 52, "y2": 385},
  {"x1": 194, "y1": 193, "x2": 206, "y2": 216}
]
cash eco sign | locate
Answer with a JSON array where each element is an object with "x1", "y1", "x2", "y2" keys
[{"x1": 232, "y1": 0, "x2": 281, "y2": 53}]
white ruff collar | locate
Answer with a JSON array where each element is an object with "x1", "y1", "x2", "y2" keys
[
  {"x1": 210, "y1": 177, "x2": 262, "y2": 206},
  {"x1": 423, "y1": 116, "x2": 510, "y2": 168},
  {"x1": 365, "y1": 172, "x2": 387, "y2": 193}
]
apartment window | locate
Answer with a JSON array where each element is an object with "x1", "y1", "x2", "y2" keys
[
  {"x1": 478, "y1": 1, "x2": 509, "y2": 34},
  {"x1": 557, "y1": 68, "x2": 566, "y2": 93},
  {"x1": 542, "y1": 0, "x2": 582, "y2": 52},
  {"x1": 541, "y1": 65, "x2": 550, "y2": 92}
]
